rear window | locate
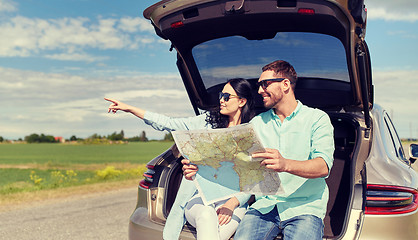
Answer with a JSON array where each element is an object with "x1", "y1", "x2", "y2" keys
[{"x1": 192, "y1": 32, "x2": 349, "y2": 89}]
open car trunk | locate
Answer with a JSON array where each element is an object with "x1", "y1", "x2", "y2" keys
[
  {"x1": 151, "y1": 110, "x2": 359, "y2": 239},
  {"x1": 141, "y1": 0, "x2": 373, "y2": 239}
]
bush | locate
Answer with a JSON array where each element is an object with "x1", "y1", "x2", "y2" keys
[
  {"x1": 95, "y1": 166, "x2": 146, "y2": 180},
  {"x1": 25, "y1": 133, "x2": 57, "y2": 143},
  {"x1": 95, "y1": 166, "x2": 122, "y2": 180},
  {"x1": 107, "y1": 130, "x2": 124, "y2": 141},
  {"x1": 29, "y1": 171, "x2": 43, "y2": 185}
]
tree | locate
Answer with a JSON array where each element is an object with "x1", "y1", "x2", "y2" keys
[
  {"x1": 163, "y1": 133, "x2": 174, "y2": 141},
  {"x1": 25, "y1": 133, "x2": 40, "y2": 143},
  {"x1": 139, "y1": 131, "x2": 148, "y2": 142},
  {"x1": 0, "y1": 136, "x2": 4, "y2": 142},
  {"x1": 89, "y1": 133, "x2": 102, "y2": 139},
  {"x1": 39, "y1": 134, "x2": 56, "y2": 143},
  {"x1": 70, "y1": 135, "x2": 78, "y2": 141},
  {"x1": 107, "y1": 130, "x2": 124, "y2": 141},
  {"x1": 24, "y1": 133, "x2": 57, "y2": 143}
]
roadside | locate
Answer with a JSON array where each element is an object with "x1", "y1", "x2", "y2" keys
[
  {"x1": 0, "y1": 178, "x2": 138, "y2": 213},
  {"x1": 0, "y1": 184, "x2": 138, "y2": 240},
  {"x1": 0, "y1": 163, "x2": 145, "y2": 205},
  {"x1": 0, "y1": 162, "x2": 143, "y2": 170}
]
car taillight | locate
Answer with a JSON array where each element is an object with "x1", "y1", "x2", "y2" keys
[
  {"x1": 171, "y1": 21, "x2": 184, "y2": 28},
  {"x1": 365, "y1": 184, "x2": 418, "y2": 215},
  {"x1": 298, "y1": 8, "x2": 315, "y2": 15},
  {"x1": 139, "y1": 164, "x2": 155, "y2": 190}
]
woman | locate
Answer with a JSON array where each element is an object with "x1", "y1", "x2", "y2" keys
[{"x1": 105, "y1": 78, "x2": 254, "y2": 240}]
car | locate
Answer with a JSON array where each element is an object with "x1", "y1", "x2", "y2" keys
[{"x1": 129, "y1": 0, "x2": 418, "y2": 239}]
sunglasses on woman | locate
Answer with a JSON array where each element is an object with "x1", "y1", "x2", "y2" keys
[
  {"x1": 219, "y1": 92, "x2": 239, "y2": 102},
  {"x1": 256, "y1": 78, "x2": 288, "y2": 89}
]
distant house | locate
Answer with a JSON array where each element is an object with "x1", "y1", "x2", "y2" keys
[{"x1": 54, "y1": 136, "x2": 65, "y2": 143}]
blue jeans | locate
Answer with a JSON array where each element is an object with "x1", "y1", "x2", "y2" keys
[{"x1": 234, "y1": 207, "x2": 324, "y2": 240}]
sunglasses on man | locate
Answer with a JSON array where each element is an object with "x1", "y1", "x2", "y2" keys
[
  {"x1": 256, "y1": 78, "x2": 288, "y2": 89},
  {"x1": 219, "y1": 92, "x2": 239, "y2": 102}
]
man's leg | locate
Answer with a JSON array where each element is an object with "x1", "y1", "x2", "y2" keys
[
  {"x1": 234, "y1": 208, "x2": 280, "y2": 240},
  {"x1": 281, "y1": 215, "x2": 324, "y2": 240}
]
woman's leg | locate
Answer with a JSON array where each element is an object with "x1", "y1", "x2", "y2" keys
[{"x1": 184, "y1": 194, "x2": 220, "y2": 240}]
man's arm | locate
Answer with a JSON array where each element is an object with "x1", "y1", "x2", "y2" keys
[{"x1": 252, "y1": 148, "x2": 329, "y2": 178}]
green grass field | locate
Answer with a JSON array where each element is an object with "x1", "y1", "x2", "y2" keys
[
  {"x1": 0, "y1": 142, "x2": 174, "y2": 196},
  {"x1": 0, "y1": 141, "x2": 174, "y2": 165}
]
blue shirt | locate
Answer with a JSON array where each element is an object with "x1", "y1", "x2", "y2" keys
[
  {"x1": 249, "y1": 101, "x2": 334, "y2": 221},
  {"x1": 144, "y1": 111, "x2": 209, "y2": 131}
]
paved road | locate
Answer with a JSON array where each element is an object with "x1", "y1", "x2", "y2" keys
[{"x1": 0, "y1": 186, "x2": 138, "y2": 240}]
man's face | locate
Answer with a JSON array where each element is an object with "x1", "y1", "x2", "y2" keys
[{"x1": 257, "y1": 70, "x2": 284, "y2": 109}]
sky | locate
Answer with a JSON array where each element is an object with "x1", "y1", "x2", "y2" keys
[{"x1": 0, "y1": 0, "x2": 417, "y2": 140}]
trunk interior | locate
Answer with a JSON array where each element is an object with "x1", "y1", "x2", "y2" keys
[{"x1": 161, "y1": 112, "x2": 358, "y2": 239}]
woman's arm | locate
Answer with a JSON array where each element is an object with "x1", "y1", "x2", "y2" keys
[
  {"x1": 181, "y1": 159, "x2": 198, "y2": 180},
  {"x1": 105, "y1": 98, "x2": 146, "y2": 119},
  {"x1": 105, "y1": 98, "x2": 208, "y2": 131},
  {"x1": 217, "y1": 197, "x2": 240, "y2": 225}
]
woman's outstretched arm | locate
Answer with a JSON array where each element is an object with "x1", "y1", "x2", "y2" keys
[{"x1": 105, "y1": 98, "x2": 146, "y2": 119}]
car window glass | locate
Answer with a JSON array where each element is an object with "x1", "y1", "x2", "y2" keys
[
  {"x1": 192, "y1": 32, "x2": 349, "y2": 89},
  {"x1": 382, "y1": 115, "x2": 398, "y2": 158},
  {"x1": 383, "y1": 113, "x2": 407, "y2": 161}
]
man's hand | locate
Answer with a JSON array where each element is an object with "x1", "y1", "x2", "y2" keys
[
  {"x1": 253, "y1": 148, "x2": 329, "y2": 178},
  {"x1": 181, "y1": 159, "x2": 198, "y2": 180},
  {"x1": 252, "y1": 148, "x2": 288, "y2": 172}
]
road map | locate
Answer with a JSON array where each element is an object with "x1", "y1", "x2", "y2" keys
[{"x1": 172, "y1": 123, "x2": 284, "y2": 205}]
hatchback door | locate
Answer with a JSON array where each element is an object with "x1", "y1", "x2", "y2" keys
[{"x1": 144, "y1": 0, "x2": 372, "y2": 121}]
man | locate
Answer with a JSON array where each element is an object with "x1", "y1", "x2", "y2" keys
[
  {"x1": 232, "y1": 60, "x2": 334, "y2": 240},
  {"x1": 183, "y1": 60, "x2": 334, "y2": 239}
]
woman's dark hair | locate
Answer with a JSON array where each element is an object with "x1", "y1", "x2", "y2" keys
[{"x1": 206, "y1": 78, "x2": 255, "y2": 129}]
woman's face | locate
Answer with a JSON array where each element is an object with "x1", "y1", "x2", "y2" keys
[{"x1": 219, "y1": 83, "x2": 245, "y2": 117}]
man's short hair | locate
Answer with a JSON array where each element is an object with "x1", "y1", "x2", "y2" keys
[{"x1": 262, "y1": 60, "x2": 298, "y2": 88}]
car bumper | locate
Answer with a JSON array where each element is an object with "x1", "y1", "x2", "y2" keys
[
  {"x1": 129, "y1": 201, "x2": 196, "y2": 240},
  {"x1": 129, "y1": 207, "x2": 164, "y2": 240},
  {"x1": 358, "y1": 210, "x2": 418, "y2": 239}
]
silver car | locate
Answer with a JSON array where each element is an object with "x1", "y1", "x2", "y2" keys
[{"x1": 129, "y1": 0, "x2": 418, "y2": 239}]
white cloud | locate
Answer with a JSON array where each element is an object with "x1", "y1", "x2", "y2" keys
[
  {"x1": 118, "y1": 16, "x2": 154, "y2": 33},
  {"x1": 201, "y1": 64, "x2": 260, "y2": 79},
  {"x1": 367, "y1": 0, "x2": 418, "y2": 22},
  {"x1": 373, "y1": 68, "x2": 418, "y2": 138},
  {"x1": 0, "y1": 15, "x2": 160, "y2": 59},
  {"x1": 0, "y1": 67, "x2": 194, "y2": 139},
  {"x1": 104, "y1": 89, "x2": 187, "y2": 101},
  {"x1": 45, "y1": 52, "x2": 110, "y2": 62},
  {"x1": 0, "y1": 0, "x2": 17, "y2": 12}
]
